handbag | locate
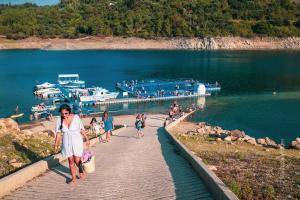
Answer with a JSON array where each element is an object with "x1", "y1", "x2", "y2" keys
[{"x1": 82, "y1": 146, "x2": 95, "y2": 173}]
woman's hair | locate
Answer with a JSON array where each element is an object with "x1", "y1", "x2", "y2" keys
[
  {"x1": 59, "y1": 104, "x2": 72, "y2": 113},
  {"x1": 59, "y1": 104, "x2": 72, "y2": 130},
  {"x1": 102, "y1": 111, "x2": 108, "y2": 121},
  {"x1": 90, "y1": 117, "x2": 97, "y2": 124}
]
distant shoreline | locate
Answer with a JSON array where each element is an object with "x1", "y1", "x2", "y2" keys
[{"x1": 0, "y1": 36, "x2": 300, "y2": 50}]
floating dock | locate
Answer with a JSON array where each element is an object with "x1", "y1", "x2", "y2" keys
[{"x1": 83, "y1": 93, "x2": 210, "y2": 106}]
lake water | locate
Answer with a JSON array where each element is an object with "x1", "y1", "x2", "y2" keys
[
  {"x1": 0, "y1": 50, "x2": 299, "y2": 143},
  {"x1": 0, "y1": 0, "x2": 58, "y2": 5}
]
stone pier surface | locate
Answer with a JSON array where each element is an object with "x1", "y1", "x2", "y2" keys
[{"x1": 2, "y1": 114, "x2": 213, "y2": 200}]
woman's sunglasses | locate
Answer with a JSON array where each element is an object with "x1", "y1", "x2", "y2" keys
[{"x1": 61, "y1": 112, "x2": 70, "y2": 116}]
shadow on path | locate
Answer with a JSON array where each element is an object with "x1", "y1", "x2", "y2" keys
[
  {"x1": 157, "y1": 128, "x2": 214, "y2": 200},
  {"x1": 13, "y1": 142, "x2": 70, "y2": 182}
]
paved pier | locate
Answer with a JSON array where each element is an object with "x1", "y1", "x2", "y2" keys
[{"x1": 3, "y1": 115, "x2": 213, "y2": 200}]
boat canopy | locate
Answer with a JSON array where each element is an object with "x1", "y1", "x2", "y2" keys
[
  {"x1": 58, "y1": 74, "x2": 79, "y2": 78},
  {"x1": 58, "y1": 74, "x2": 79, "y2": 81}
]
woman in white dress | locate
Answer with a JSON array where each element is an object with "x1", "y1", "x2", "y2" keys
[{"x1": 54, "y1": 104, "x2": 90, "y2": 184}]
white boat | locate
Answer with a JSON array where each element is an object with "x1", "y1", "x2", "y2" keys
[
  {"x1": 34, "y1": 88, "x2": 61, "y2": 98},
  {"x1": 58, "y1": 74, "x2": 85, "y2": 88},
  {"x1": 34, "y1": 82, "x2": 55, "y2": 90},
  {"x1": 10, "y1": 113, "x2": 24, "y2": 119},
  {"x1": 31, "y1": 104, "x2": 56, "y2": 112},
  {"x1": 80, "y1": 87, "x2": 119, "y2": 102}
]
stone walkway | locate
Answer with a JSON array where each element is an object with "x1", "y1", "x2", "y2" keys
[{"x1": 3, "y1": 114, "x2": 213, "y2": 200}]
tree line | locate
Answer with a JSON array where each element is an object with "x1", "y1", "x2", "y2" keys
[{"x1": 0, "y1": 0, "x2": 299, "y2": 39}]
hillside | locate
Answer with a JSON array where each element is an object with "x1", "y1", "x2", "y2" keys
[{"x1": 0, "y1": 0, "x2": 299, "y2": 39}]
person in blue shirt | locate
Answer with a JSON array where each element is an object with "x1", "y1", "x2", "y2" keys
[{"x1": 102, "y1": 111, "x2": 114, "y2": 142}]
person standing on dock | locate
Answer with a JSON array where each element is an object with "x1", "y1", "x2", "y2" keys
[
  {"x1": 54, "y1": 104, "x2": 90, "y2": 184},
  {"x1": 102, "y1": 111, "x2": 114, "y2": 143}
]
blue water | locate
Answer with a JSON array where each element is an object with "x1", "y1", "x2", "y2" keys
[
  {"x1": 0, "y1": 50, "x2": 299, "y2": 143},
  {"x1": 0, "y1": 0, "x2": 58, "y2": 5}
]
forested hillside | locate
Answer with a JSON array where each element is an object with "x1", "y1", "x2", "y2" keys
[{"x1": 0, "y1": 0, "x2": 299, "y2": 39}]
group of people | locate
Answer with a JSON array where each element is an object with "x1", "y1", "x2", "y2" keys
[
  {"x1": 168, "y1": 101, "x2": 183, "y2": 121},
  {"x1": 89, "y1": 111, "x2": 114, "y2": 143},
  {"x1": 135, "y1": 113, "x2": 146, "y2": 138},
  {"x1": 53, "y1": 104, "x2": 147, "y2": 185}
]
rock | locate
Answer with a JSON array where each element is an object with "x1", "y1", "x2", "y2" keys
[
  {"x1": 265, "y1": 137, "x2": 276, "y2": 146},
  {"x1": 274, "y1": 144, "x2": 284, "y2": 150},
  {"x1": 230, "y1": 129, "x2": 246, "y2": 138},
  {"x1": 231, "y1": 136, "x2": 238, "y2": 141},
  {"x1": 257, "y1": 138, "x2": 266, "y2": 145},
  {"x1": 207, "y1": 165, "x2": 217, "y2": 171},
  {"x1": 296, "y1": 138, "x2": 300, "y2": 144},
  {"x1": 0, "y1": 118, "x2": 19, "y2": 131},
  {"x1": 216, "y1": 138, "x2": 222, "y2": 142},
  {"x1": 22, "y1": 129, "x2": 33, "y2": 136},
  {"x1": 10, "y1": 162, "x2": 23, "y2": 168},
  {"x1": 224, "y1": 136, "x2": 231, "y2": 142},
  {"x1": 38, "y1": 131, "x2": 49, "y2": 137},
  {"x1": 197, "y1": 128, "x2": 206, "y2": 135},
  {"x1": 247, "y1": 139, "x2": 257, "y2": 145},
  {"x1": 2, "y1": 155, "x2": 7, "y2": 159},
  {"x1": 8, "y1": 159, "x2": 17, "y2": 164},
  {"x1": 291, "y1": 140, "x2": 298, "y2": 146},
  {"x1": 293, "y1": 144, "x2": 300, "y2": 150}
]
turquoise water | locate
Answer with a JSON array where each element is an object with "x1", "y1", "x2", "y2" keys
[
  {"x1": 0, "y1": 0, "x2": 58, "y2": 5},
  {"x1": 0, "y1": 50, "x2": 299, "y2": 143}
]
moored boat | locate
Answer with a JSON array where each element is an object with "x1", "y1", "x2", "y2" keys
[
  {"x1": 10, "y1": 113, "x2": 24, "y2": 119},
  {"x1": 58, "y1": 74, "x2": 85, "y2": 88},
  {"x1": 31, "y1": 103, "x2": 56, "y2": 112},
  {"x1": 80, "y1": 87, "x2": 119, "y2": 102}
]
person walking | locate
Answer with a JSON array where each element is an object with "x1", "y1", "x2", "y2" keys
[
  {"x1": 135, "y1": 114, "x2": 144, "y2": 138},
  {"x1": 102, "y1": 111, "x2": 114, "y2": 142},
  {"x1": 53, "y1": 104, "x2": 90, "y2": 184}
]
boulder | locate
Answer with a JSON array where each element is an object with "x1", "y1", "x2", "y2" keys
[
  {"x1": 294, "y1": 144, "x2": 300, "y2": 150},
  {"x1": 291, "y1": 141, "x2": 298, "y2": 147},
  {"x1": 230, "y1": 136, "x2": 238, "y2": 141},
  {"x1": 0, "y1": 118, "x2": 19, "y2": 131},
  {"x1": 230, "y1": 129, "x2": 246, "y2": 138},
  {"x1": 216, "y1": 138, "x2": 222, "y2": 142},
  {"x1": 207, "y1": 165, "x2": 217, "y2": 171},
  {"x1": 274, "y1": 144, "x2": 285, "y2": 150},
  {"x1": 293, "y1": 144, "x2": 300, "y2": 150},
  {"x1": 224, "y1": 136, "x2": 231, "y2": 142},
  {"x1": 257, "y1": 138, "x2": 266, "y2": 145},
  {"x1": 265, "y1": 137, "x2": 277, "y2": 146},
  {"x1": 8, "y1": 159, "x2": 17, "y2": 164},
  {"x1": 296, "y1": 138, "x2": 300, "y2": 144},
  {"x1": 197, "y1": 128, "x2": 206, "y2": 135},
  {"x1": 10, "y1": 162, "x2": 23, "y2": 168},
  {"x1": 22, "y1": 129, "x2": 33, "y2": 136},
  {"x1": 247, "y1": 139, "x2": 257, "y2": 145}
]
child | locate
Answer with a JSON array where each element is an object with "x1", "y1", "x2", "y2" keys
[{"x1": 135, "y1": 114, "x2": 144, "y2": 138}]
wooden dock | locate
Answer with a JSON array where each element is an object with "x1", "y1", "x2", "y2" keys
[{"x1": 88, "y1": 93, "x2": 209, "y2": 106}]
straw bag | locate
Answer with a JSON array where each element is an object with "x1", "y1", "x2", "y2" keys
[
  {"x1": 82, "y1": 146, "x2": 95, "y2": 173},
  {"x1": 83, "y1": 155, "x2": 95, "y2": 173}
]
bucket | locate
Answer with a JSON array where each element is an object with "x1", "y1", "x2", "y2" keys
[{"x1": 83, "y1": 156, "x2": 95, "y2": 173}]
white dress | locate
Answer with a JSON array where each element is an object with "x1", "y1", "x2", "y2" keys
[{"x1": 55, "y1": 115, "x2": 85, "y2": 157}]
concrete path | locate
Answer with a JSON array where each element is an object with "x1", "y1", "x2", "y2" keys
[{"x1": 2, "y1": 114, "x2": 213, "y2": 200}]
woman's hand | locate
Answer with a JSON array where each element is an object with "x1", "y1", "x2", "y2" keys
[
  {"x1": 53, "y1": 145, "x2": 58, "y2": 154},
  {"x1": 86, "y1": 140, "x2": 90, "y2": 146},
  {"x1": 53, "y1": 133, "x2": 61, "y2": 154}
]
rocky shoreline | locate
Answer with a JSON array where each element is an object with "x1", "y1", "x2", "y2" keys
[
  {"x1": 0, "y1": 36, "x2": 300, "y2": 50},
  {"x1": 181, "y1": 122, "x2": 300, "y2": 150}
]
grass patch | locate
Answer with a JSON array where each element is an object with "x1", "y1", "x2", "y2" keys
[{"x1": 170, "y1": 121, "x2": 300, "y2": 200}]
